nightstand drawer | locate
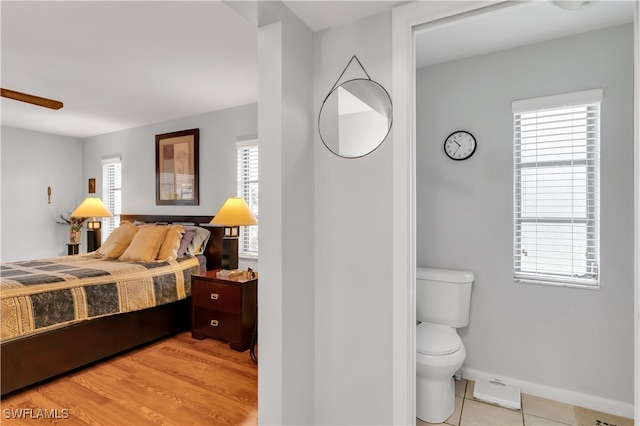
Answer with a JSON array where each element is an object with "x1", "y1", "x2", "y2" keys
[
  {"x1": 192, "y1": 281, "x2": 241, "y2": 314},
  {"x1": 192, "y1": 307, "x2": 240, "y2": 341}
]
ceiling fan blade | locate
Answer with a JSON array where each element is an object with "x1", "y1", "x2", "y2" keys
[{"x1": 1, "y1": 88, "x2": 63, "y2": 110}]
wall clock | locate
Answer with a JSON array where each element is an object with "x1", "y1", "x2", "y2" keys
[{"x1": 444, "y1": 130, "x2": 477, "y2": 161}]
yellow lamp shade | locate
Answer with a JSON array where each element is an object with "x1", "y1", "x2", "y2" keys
[
  {"x1": 71, "y1": 197, "x2": 113, "y2": 218},
  {"x1": 210, "y1": 197, "x2": 257, "y2": 226}
]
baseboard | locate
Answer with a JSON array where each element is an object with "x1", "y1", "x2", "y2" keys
[{"x1": 461, "y1": 367, "x2": 634, "y2": 419}]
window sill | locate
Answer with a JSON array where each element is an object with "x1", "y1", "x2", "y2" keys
[{"x1": 515, "y1": 278, "x2": 600, "y2": 291}]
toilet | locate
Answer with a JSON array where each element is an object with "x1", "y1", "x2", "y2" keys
[{"x1": 416, "y1": 267, "x2": 474, "y2": 424}]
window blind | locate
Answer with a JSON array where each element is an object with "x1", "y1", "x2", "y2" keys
[
  {"x1": 513, "y1": 90, "x2": 601, "y2": 287},
  {"x1": 237, "y1": 141, "x2": 258, "y2": 256},
  {"x1": 102, "y1": 156, "x2": 122, "y2": 242}
]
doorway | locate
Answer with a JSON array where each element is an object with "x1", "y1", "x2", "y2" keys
[{"x1": 391, "y1": 1, "x2": 639, "y2": 423}]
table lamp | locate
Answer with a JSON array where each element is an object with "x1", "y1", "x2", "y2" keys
[
  {"x1": 210, "y1": 197, "x2": 257, "y2": 270},
  {"x1": 71, "y1": 197, "x2": 113, "y2": 252}
]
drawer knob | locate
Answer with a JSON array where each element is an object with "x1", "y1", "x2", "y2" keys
[
  {"x1": 210, "y1": 319, "x2": 219, "y2": 327},
  {"x1": 210, "y1": 293, "x2": 219, "y2": 300}
]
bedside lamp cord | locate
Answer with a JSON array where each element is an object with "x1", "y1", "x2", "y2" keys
[{"x1": 250, "y1": 307, "x2": 258, "y2": 364}]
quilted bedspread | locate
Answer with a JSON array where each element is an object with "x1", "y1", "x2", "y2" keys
[{"x1": 0, "y1": 253, "x2": 200, "y2": 341}]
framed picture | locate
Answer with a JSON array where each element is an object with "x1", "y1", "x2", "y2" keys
[
  {"x1": 155, "y1": 128, "x2": 199, "y2": 205},
  {"x1": 88, "y1": 178, "x2": 96, "y2": 194}
]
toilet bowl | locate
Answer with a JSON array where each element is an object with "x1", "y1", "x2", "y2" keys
[
  {"x1": 416, "y1": 322, "x2": 466, "y2": 423},
  {"x1": 416, "y1": 267, "x2": 473, "y2": 424}
]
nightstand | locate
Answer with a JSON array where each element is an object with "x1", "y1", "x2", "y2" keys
[
  {"x1": 66, "y1": 243, "x2": 79, "y2": 255},
  {"x1": 191, "y1": 270, "x2": 257, "y2": 352}
]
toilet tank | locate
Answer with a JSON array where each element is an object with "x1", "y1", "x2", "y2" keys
[{"x1": 416, "y1": 267, "x2": 474, "y2": 328}]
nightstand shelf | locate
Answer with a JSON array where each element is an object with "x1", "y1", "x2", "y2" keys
[{"x1": 191, "y1": 270, "x2": 257, "y2": 352}]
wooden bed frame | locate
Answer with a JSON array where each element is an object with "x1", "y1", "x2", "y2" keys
[{"x1": 1, "y1": 215, "x2": 223, "y2": 396}]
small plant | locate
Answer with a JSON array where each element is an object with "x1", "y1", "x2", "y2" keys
[{"x1": 57, "y1": 211, "x2": 86, "y2": 231}]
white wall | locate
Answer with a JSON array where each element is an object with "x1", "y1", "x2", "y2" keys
[
  {"x1": 313, "y1": 11, "x2": 394, "y2": 425},
  {"x1": 81, "y1": 103, "x2": 258, "y2": 218},
  {"x1": 1, "y1": 126, "x2": 83, "y2": 261},
  {"x1": 416, "y1": 23, "x2": 634, "y2": 408},
  {"x1": 635, "y1": 4, "x2": 640, "y2": 423},
  {"x1": 280, "y1": 11, "x2": 316, "y2": 423},
  {"x1": 257, "y1": 3, "x2": 315, "y2": 424}
]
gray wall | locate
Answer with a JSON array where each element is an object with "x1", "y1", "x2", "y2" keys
[
  {"x1": 81, "y1": 103, "x2": 258, "y2": 218},
  {"x1": 1, "y1": 126, "x2": 83, "y2": 261},
  {"x1": 314, "y1": 11, "x2": 393, "y2": 424},
  {"x1": 416, "y1": 24, "x2": 634, "y2": 404}
]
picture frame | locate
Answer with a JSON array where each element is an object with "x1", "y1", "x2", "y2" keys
[
  {"x1": 155, "y1": 128, "x2": 200, "y2": 205},
  {"x1": 88, "y1": 178, "x2": 96, "y2": 194}
]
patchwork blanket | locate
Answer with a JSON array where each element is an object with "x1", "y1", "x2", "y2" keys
[{"x1": 0, "y1": 253, "x2": 200, "y2": 341}]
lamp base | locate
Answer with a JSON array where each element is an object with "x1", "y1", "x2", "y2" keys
[
  {"x1": 87, "y1": 221, "x2": 102, "y2": 252},
  {"x1": 222, "y1": 237, "x2": 239, "y2": 270}
]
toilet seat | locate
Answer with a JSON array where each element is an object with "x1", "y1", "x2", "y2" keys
[{"x1": 416, "y1": 322, "x2": 462, "y2": 356}]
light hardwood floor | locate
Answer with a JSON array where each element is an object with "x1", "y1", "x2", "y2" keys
[
  {"x1": 1, "y1": 332, "x2": 258, "y2": 425},
  {"x1": 6, "y1": 334, "x2": 633, "y2": 426}
]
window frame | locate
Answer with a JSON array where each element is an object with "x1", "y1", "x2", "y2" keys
[
  {"x1": 513, "y1": 89, "x2": 602, "y2": 289},
  {"x1": 236, "y1": 140, "x2": 258, "y2": 258},
  {"x1": 101, "y1": 155, "x2": 122, "y2": 242}
]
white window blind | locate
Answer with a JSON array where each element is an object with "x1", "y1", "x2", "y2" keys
[
  {"x1": 513, "y1": 90, "x2": 601, "y2": 287},
  {"x1": 102, "y1": 156, "x2": 122, "y2": 242},
  {"x1": 237, "y1": 140, "x2": 258, "y2": 256}
]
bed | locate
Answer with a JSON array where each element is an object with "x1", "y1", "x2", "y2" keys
[{"x1": 0, "y1": 214, "x2": 223, "y2": 395}]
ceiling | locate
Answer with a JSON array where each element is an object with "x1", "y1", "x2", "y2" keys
[
  {"x1": 282, "y1": 0, "x2": 405, "y2": 32},
  {"x1": 415, "y1": 0, "x2": 635, "y2": 69},
  {"x1": 1, "y1": 1, "x2": 259, "y2": 139},
  {"x1": 1, "y1": 1, "x2": 635, "y2": 139},
  {"x1": 0, "y1": 1, "x2": 402, "y2": 139}
]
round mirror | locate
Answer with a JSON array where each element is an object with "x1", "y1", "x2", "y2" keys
[{"x1": 318, "y1": 78, "x2": 392, "y2": 158}]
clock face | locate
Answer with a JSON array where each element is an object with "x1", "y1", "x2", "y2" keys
[{"x1": 444, "y1": 131, "x2": 477, "y2": 161}]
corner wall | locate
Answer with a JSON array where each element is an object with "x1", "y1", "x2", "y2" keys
[
  {"x1": 257, "y1": 3, "x2": 315, "y2": 424},
  {"x1": 1, "y1": 126, "x2": 83, "y2": 261},
  {"x1": 634, "y1": 3, "x2": 640, "y2": 423}
]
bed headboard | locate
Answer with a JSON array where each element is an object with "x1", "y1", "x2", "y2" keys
[{"x1": 119, "y1": 214, "x2": 223, "y2": 270}]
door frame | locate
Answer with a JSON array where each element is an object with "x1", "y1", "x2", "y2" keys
[{"x1": 390, "y1": 1, "x2": 640, "y2": 424}]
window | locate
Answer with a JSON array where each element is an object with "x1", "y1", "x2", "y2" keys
[
  {"x1": 237, "y1": 140, "x2": 258, "y2": 256},
  {"x1": 102, "y1": 156, "x2": 122, "y2": 242},
  {"x1": 513, "y1": 89, "x2": 601, "y2": 287}
]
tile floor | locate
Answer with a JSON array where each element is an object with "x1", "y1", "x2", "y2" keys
[{"x1": 416, "y1": 379, "x2": 634, "y2": 426}]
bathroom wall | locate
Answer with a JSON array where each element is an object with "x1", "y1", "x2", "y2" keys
[{"x1": 416, "y1": 23, "x2": 634, "y2": 409}]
